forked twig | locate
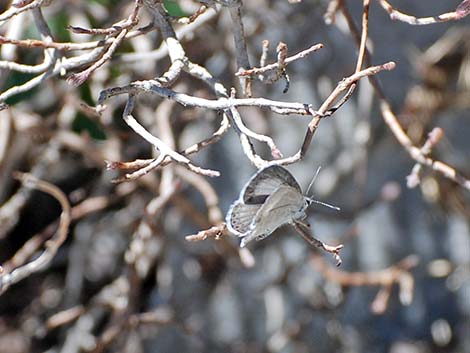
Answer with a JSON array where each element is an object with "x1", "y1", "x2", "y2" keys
[
  {"x1": 311, "y1": 254, "x2": 419, "y2": 313},
  {"x1": 237, "y1": 43, "x2": 323, "y2": 77},
  {"x1": 121, "y1": 95, "x2": 220, "y2": 177}
]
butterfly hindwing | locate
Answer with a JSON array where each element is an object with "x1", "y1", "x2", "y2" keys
[
  {"x1": 226, "y1": 201, "x2": 263, "y2": 236},
  {"x1": 241, "y1": 165, "x2": 301, "y2": 204}
]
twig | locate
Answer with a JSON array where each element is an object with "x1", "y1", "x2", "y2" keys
[
  {"x1": 356, "y1": 0, "x2": 370, "y2": 72},
  {"x1": 0, "y1": 23, "x2": 154, "y2": 52},
  {"x1": 46, "y1": 306, "x2": 86, "y2": 330},
  {"x1": 178, "y1": 3, "x2": 209, "y2": 24},
  {"x1": 339, "y1": 3, "x2": 470, "y2": 191},
  {"x1": 311, "y1": 255, "x2": 419, "y2": 313},
  {"x1": 112, "y1": 153, "x2": 167, "y2": 183},
  {"x1": 109, "y1": 91, "x2": 176, "y2": 183},
  {"x1": 98, "y1": 61, "x2": 394, "y2": 170},
  {"x1": 228, "y1": 90, "x2": 283, "y2": 159},
  {"x1": 118, "y1": 8, "x2": 217, "y2": 63},
  {"x1": 0, "y1": 45, "x2": 104, "y2": 102},
  {"x1": 260, "y1": 40, "x2": 269, "y2": 68},
  {"x1": 2, "y1": 182, "x2": 136, "y2": 274},
  {"x1": 237, "y1": 43, "x2": 323, "y2": 77},
  {"x1": 406, "y1": 127, "x2": 444, "y2": 188},
  {"x1": 184, "y1": 61, "x2": 282, "y2": 165},
  {"x1": 228, "y1": 0, "x2": 251, "y2": 96},
  {"x1": 0, "y1": 173, "x2": 71, "y2": 295},
  {"x1": 324, "y1": 0, "x2": 341, "y2": 24},
  {"x1": 0, "y1": 0, "x2": 46, "y2": 25},
  {"x1": 0, "y1": 108, "x2": 11, "y2": 164},
  {"x1": 0, "y1": 139, "x2": 64, "y2": 239},
  {"x1": 293, "y1": 220, "x2": 343, "y2": 266},
  {"x1": 99, "y1": 63, "x2": 393, "y2": 117},
  {"x1": 68, "y1": 7, "x2": 140, "y2": 36},
  {"x1": 377, "y1": 0, "x2": 470, "y2": 25},
  {"x1": 126, "y1": 173, "x2": 178, "y2": 278},
  {"x1": 107, "y1": 114, "x2": 230, "y2": 183},
  {"x1": 297, "y1": 61, "x2": 395, "y2": 159},
  {"x1": 185, "y1": 223, "x2": 227, "y2": 241},
  {"x1": 67, "y1": 0, "x2": 143, "y2": 86},
  {"x1": 122, "y1": 95, "x2": 220, "y2": 177},
  {"x1": 380, "y1": 102, "x2": 470, "y2": 190},
  {"x1": 175, "y1": 165, "x2": 223, "y2": 224}
]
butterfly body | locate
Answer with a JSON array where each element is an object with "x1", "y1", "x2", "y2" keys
[{"x1": 226, "y1": 165, "x2": 311, "y2": 247}]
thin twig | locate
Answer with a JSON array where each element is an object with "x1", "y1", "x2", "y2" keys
[
  {"x1": 380, "y1": 101, "x2": 470, "y2": 190},
  {"x1": 377, "y1": 0, "x2": 470, "y2": 25},
  {"x1": 311, "y1": 254, "x2": 419, "y2": 313},
  {"x1": 237, "y1": 43, "x2": 323, "y2": 77},
  {"x1": 185, "y1": 223, "x2": 227, "y2": 242},
  {"x1": 122, "y1": 95, "x2": 220, "y2": 177},
  {"x1": 293, "y1": 220, "x2": 343, "y2": 266},
  {"x1": 406, "y1": 127, "x2": 444, "y2": 188},
  {"x1": 67, "y1": 0, "x2": 143, "y2": 86},
  {"x1": 324, "y1": 0, "x2": 341, "y2": 24},
  {"x1": 339, "y1": 3, "x2": 470, "y2": 191},
  {"x1": 228, "y1": 0, "x2": 251, "y2": 96},
  {"x1": 0, "y1": 173, "x2": 71, "y2": 295},
  {"x1": 0, "y1": 0, "x2": 46, "y2": 25}
]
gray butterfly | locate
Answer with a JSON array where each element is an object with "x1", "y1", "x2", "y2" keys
[{"x1": 226, "y1": 165, "x2": 339, "y2": 248}]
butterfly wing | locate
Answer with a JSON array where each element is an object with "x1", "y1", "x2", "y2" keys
[
  {"x1": 226, "y1": 200, "x2": 263, "y2": 236},
  {"x1": 241, "y1": 165, "x2": 301, "y2": 204},
  {"x1": 240, "y1": 185, "x2": 307, "y2": 247}
]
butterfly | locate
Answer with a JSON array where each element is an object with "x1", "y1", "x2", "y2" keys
[{"x1": 226, "y1": 165, "x2": 339, "y2": 248}]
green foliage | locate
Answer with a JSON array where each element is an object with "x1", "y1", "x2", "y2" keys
[
  {"x1": 46, "y1": 11, "x2": 72, "y2": 42},
  {"x1": 163, "y1": 0, "x2": 187, "y2": 17},
  {"x1": 72, "y1": 113, "x2": 107, "y2": 140},
  {"x1": 79, "y1": 83, "x2": 94, "y2": 106},
  {"x1": 3, "y1": 72, "x2": 38, "y2": 105}
]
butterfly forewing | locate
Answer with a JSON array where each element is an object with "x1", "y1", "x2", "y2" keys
[
  {"x1": 226, "y1": 201, "x2": 263, "y2": 236},
  {"x1": 242, "y1": 165, "x2": 301, "y2": 204},
  {"x1": 239, "y1": 185, "x2": 307, "y2": 246}
]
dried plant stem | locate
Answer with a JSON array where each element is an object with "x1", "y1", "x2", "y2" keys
[
  {"x1": 293, "y1": 220, "x2": 343, "y2": 266},
  {"x1": 339, "y1": 3, "x2": 470, "y2": 191},
  {"x1": 377, "y1": 0, "x2": 470, "y2": 25},
  {"x1": 237, "y1": 43, "x2": 324, "y2": 77},
  {"x1": 312, "y1": 255, "x2": 419, "y2": 313},
  {"x1": 122, "y1": 96, "x2": 220, "y2": 177},
  {"x1": 0, "y1": 173, "x2": 71, "y2": 295}
]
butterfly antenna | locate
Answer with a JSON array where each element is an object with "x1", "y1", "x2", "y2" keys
[
  {"x1": 308, "y1": 198, "x2": 341, "y2": 211},
  {"x1": 306, "y1": 166, "x2": 321, "y2": 197},
  {"x1": 305, "y1": 166, "x2": 340, "y2": 211}
]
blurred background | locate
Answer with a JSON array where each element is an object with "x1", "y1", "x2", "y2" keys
[{"x1": 0, "y1": 1, "x2": 469, "y2": 352}]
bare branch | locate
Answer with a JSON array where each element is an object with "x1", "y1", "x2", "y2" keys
[
  {"x1": 377, "y1": 0, "x2": 470, "y2": 25},
  {"x1": 0, "y1": 173, "x2": 71, "y2": 295},
  {"x1": 236, "y1": 43, "x2": 323, "y2": 77}
]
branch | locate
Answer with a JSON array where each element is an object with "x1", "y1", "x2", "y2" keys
[
  {"x1": 377, "y1": 0, "x2": 470, "y2": 25},
  {"x1": 237, "y1": 43, "x2": 323, "y2": 78},
  {"x1": 293, "y1": 220, "x2": 343, "y2": 266},
  {"x1": 340, "y1": 3, "x2": 470, "y2": 191},
  {"x1": 0, "y1": 173, "x2": 71, "y2": 295},
  {"x1": 121, "y1": 95, "x2": 220, "y2": 177},
  {"x1": 311, "y1": 255, "x2": 419, "y2": 313}
]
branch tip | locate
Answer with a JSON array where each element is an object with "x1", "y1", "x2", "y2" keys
[{"x1": 66, "y1": 72, "x2": 90, "y2": 87}]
